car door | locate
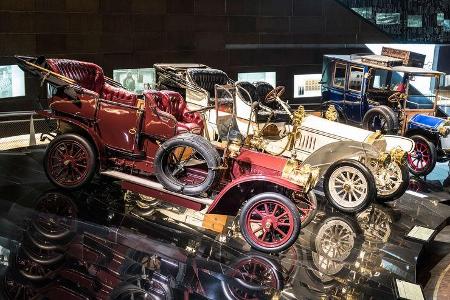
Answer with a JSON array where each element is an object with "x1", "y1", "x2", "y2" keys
[
  {"x1": 96, "y1": 100, "x2": 142, "y2": 153},
  {"x1": 344, "y1": 65, "x2": 365, "y2": 123},
  {"x1": 324, "y1": 61, "x2": 347, "y2": 116}
]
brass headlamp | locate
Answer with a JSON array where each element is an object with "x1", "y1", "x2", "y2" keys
[
  {"x1": 282, "y1": 160, "x2": 320, "y2": 192},
  {"x1": 390, "y1": 147, "x2": 407, "y2": 165},
  {"x1": 438, "y1": 123, "x2": 450, "y2": 137}
]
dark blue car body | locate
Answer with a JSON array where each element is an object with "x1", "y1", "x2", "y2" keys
[{"x1": 320, "y1": 53, "x2": 450, "y2": 176}]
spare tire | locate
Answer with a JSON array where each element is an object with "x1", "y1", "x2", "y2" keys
[
  {"x1": 154, "y1": 133, "x2": 220, "y2": 196},
  {"x1": 362, "y1": 106, "x2": 397, "y2": 134}
]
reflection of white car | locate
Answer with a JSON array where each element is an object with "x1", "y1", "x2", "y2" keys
[{"x1": 154, "y1": 64, "x2": 415, "y2": 208}]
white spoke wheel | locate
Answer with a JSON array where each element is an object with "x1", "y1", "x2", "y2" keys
[
  {"x1": 315, "y1": 219, "x2": 355, "y2": 261},
  {"x1": 375, "y1": 161, "x2": 409, "y2": 202},
  {"x1": 324, "y1": 160, "x2": 376, "y2": 213}
]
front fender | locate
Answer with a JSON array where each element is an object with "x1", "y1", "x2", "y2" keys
[
  {"x1": 302, "y1": 141, "x2": 380, "y2": 177},
  {"x1": 383, "y1": 135, "x2": 415, "y2": 153},
  {"x1": 207, "y1": 175, "x2": 301, "y2": 216}
]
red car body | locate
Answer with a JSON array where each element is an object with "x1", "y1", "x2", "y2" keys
[{"x1": 16, "y1": 56, "x2": 318, "y2": 253}]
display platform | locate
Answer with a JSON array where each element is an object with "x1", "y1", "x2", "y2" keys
[{"x1": 0, "y1": 149, "x2": 449, "y2": 299}]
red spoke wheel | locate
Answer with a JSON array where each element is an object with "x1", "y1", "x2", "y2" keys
[
  {"x1": 221, "y1": 256, "x2": 282, "y2": 300},
  {"x1": 293, "y1": 191, "x2": 317, "y2": 228},
  {"x1": 239, "y1": 192, "x2": 300, "y2": 253},
  {"x1": 44, "y1": 134, "x2": 97, "y2": 189},
  {"x1": 32, "y1": 192, "x2": 78, "y2": 240},
  {"x1": 2, "y1": 269, "x2": 38, "y2": 300},
  {"x1": 407, "y1": 135, "x2": 437, "y2": 176}
]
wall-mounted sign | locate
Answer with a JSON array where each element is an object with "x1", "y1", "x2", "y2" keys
[
  {"x1": 0, "y1": 65, "x2": 25, "y2": 99},
  {"x1": 293, "y1": 74, "x2": 322, "y2": 98}
]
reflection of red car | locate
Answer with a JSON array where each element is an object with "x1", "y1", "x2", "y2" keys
[{"x1": 16, "y1": 56, "x2": 320, "y2": 253}]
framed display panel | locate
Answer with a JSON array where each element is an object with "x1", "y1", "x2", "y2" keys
[
  {"x1": 113, "y1": 68, "x2": 156, "y2": 94},
  {"x1": 237, "y1": 72, "x2": 276, "y2": 88},
  {"x1": 0, "y1": 65, "x2": 25, "y2": 99},
  {"x1": 351, "y1": 7, "x2": 373, "y2": 19},
  {"x1": 376, "y1": 13, "x2": 401, "y2": 25},
  {"x1": 293, "y1": 74, "x2": 322, "y2": 98},
  {"x1": 407, "y1": 15, "x2": 422, "y2": 28}
]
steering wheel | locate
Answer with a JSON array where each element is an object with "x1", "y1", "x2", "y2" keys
[
  {"x1": 388, "y1": 92, "x2": 407, "y2": 103},
  {"x1": 265, "y1": 86, "x2": 285, "y2": 103}
]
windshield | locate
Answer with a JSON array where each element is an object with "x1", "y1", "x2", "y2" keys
[
  {"x1": 215, "y1": 85, "x2": 240, "y2": 141},
  {"x1": 368, "y1": 68, "x2": 437, "y2": 109},
  {"x1": 370, "y1": 69, "x2": 405, "y2": 91},
  {"x1": 405, "y1": 74, "x2": 437, "y2": 109}
]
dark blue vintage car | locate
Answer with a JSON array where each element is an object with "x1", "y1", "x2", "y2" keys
[{"x1": 320, "y1": 47, "x2": 450, "y2": 176}]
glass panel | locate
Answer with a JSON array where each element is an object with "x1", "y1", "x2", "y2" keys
[
  {"x1": 113, "y1": 68, "x2": 156, "y2": 94},
  {"x1": 351, "y1": 7, "x2": 372, "y2": 19},
  {"x1": 407, "y1": 15, "x2": 422, "y2": 28},
  {"x1": 293, "y1": 74, "x2": 322, "y2": 98},
  {"x1": 0, "y1": 65, "x2": 25, "y2": 99},
  {"x1": 348, "y1": 67, "x2": 364, "y2": 91},
  {"x1": 333, "y1": 63, "x2": 347, "y2": 88},
  {"x1": 437, "y1": 13, "x2": 445, "y2": 26},
  {"x1": 369, "y1": 69, "x2": 406, "y2": 92},
  {"x1": 444, "y1": 20, "x2": 450, "y2": 32},
  {"x1": 406, "y1": 75, "x2": 436, "y2": 109}
]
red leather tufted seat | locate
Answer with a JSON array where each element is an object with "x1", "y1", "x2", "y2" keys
[
  {"x1": 46, "y1": 58, "x2": 137, "y2": 106},
  {"x1": 148, "y1": 90, "x2": 204, "y2": 134},
  {"x1": 101, "y1": 83, "x2": 137, "y2": 106},
  {"x1": 47, "y1": 59, "x2": 105, "y2": 94}
]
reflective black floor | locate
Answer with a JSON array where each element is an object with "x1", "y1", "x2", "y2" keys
[{"x1": 0, "y1": 149, "x2": 449, "y2": 300}]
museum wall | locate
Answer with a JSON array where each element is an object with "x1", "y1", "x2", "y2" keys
[{"x1": 0, "y1": 0, "x2": 391, "y2": 111}]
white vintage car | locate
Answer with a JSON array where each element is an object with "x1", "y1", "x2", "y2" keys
[{"x1": 154, "y1": 64, "x2": 415, "y2": 211}]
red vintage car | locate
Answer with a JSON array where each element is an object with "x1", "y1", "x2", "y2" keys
[{"x1": 16, "y1": 56, "x2": 320, "y2": 253}]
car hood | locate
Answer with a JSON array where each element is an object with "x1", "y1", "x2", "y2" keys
[{"x1": 302, "y1": 115, "x2": 414, "y2": 153}]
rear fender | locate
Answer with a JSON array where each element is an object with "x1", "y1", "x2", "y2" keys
[
  {"x1": 207, "y1": 175, "x2": 301, "y2": 216},
  {"x1": 44, "y1": 114, "x2": 105, "y2": 163}
]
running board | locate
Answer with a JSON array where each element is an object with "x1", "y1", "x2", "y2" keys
[{"x1": 101, "y1": 170, "x2": 214, "y2": 209}]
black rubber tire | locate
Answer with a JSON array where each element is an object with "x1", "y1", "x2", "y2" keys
[
  {"x1": 407, "y1": 135, "x2": 437, "y2": 176},
  {"x1": 109, "y1": 283, "x2": 157, "y2": 300},
  {"x1": 44, "y1": 133, "x2": 97, "y2": 190},
  {"x1": 376, "y1": 162, "x2": 410, "y2": 202},
  {"x1": 378, "y1": 105, "x2": 399, "y2": 133},
  {"x1": 323, "y1": 159, "x2": 376, "y2": 213},
  {"x1": 154, "y1": 133, "x2": 220, "y2": 196},
  {"x1": 239, "y1": 192, "x2": 301, "y2": 253},
  {"x1": 362, "y1": 106, "x2": 397, "y2": 134}
]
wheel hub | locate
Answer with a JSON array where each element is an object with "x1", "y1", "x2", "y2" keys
[
  {"x1": 343, "y1": 183, "x2": 352, "y2": 192},
  {"x1": 262, "y1": 216, "x2": 277, "y2": 230}
]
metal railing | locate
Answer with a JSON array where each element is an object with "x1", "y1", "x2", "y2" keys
[{"x1": 0, "y1": 111, "x2": 53, "y2": 151}]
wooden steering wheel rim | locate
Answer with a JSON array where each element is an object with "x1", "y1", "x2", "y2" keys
[{"x1": 265, "y1": 86, "x2": 285, "y2": 103}]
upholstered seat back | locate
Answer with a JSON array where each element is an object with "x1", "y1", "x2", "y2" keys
[
  {"x1": 146, "y1": 90, "x2": 203, "y2": 134},
  {"x1": 236, "y1": 81, "x2": 257, "y2": 104},
  {"x1": 254, "y1": 81, "x2": 274, "y2": 104},
  {"x1": 101, "y1": 83, "x2": 137, "y2": 106},
  {"x1": 187, "y1": 68, "x2": 229, "y2": 96},
  {"x1": 46, "y1": 59, "x2": 105, "y2": 94},
  {"x1": 154, "y1": 90, "x2": 186, "y2": 120}
]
